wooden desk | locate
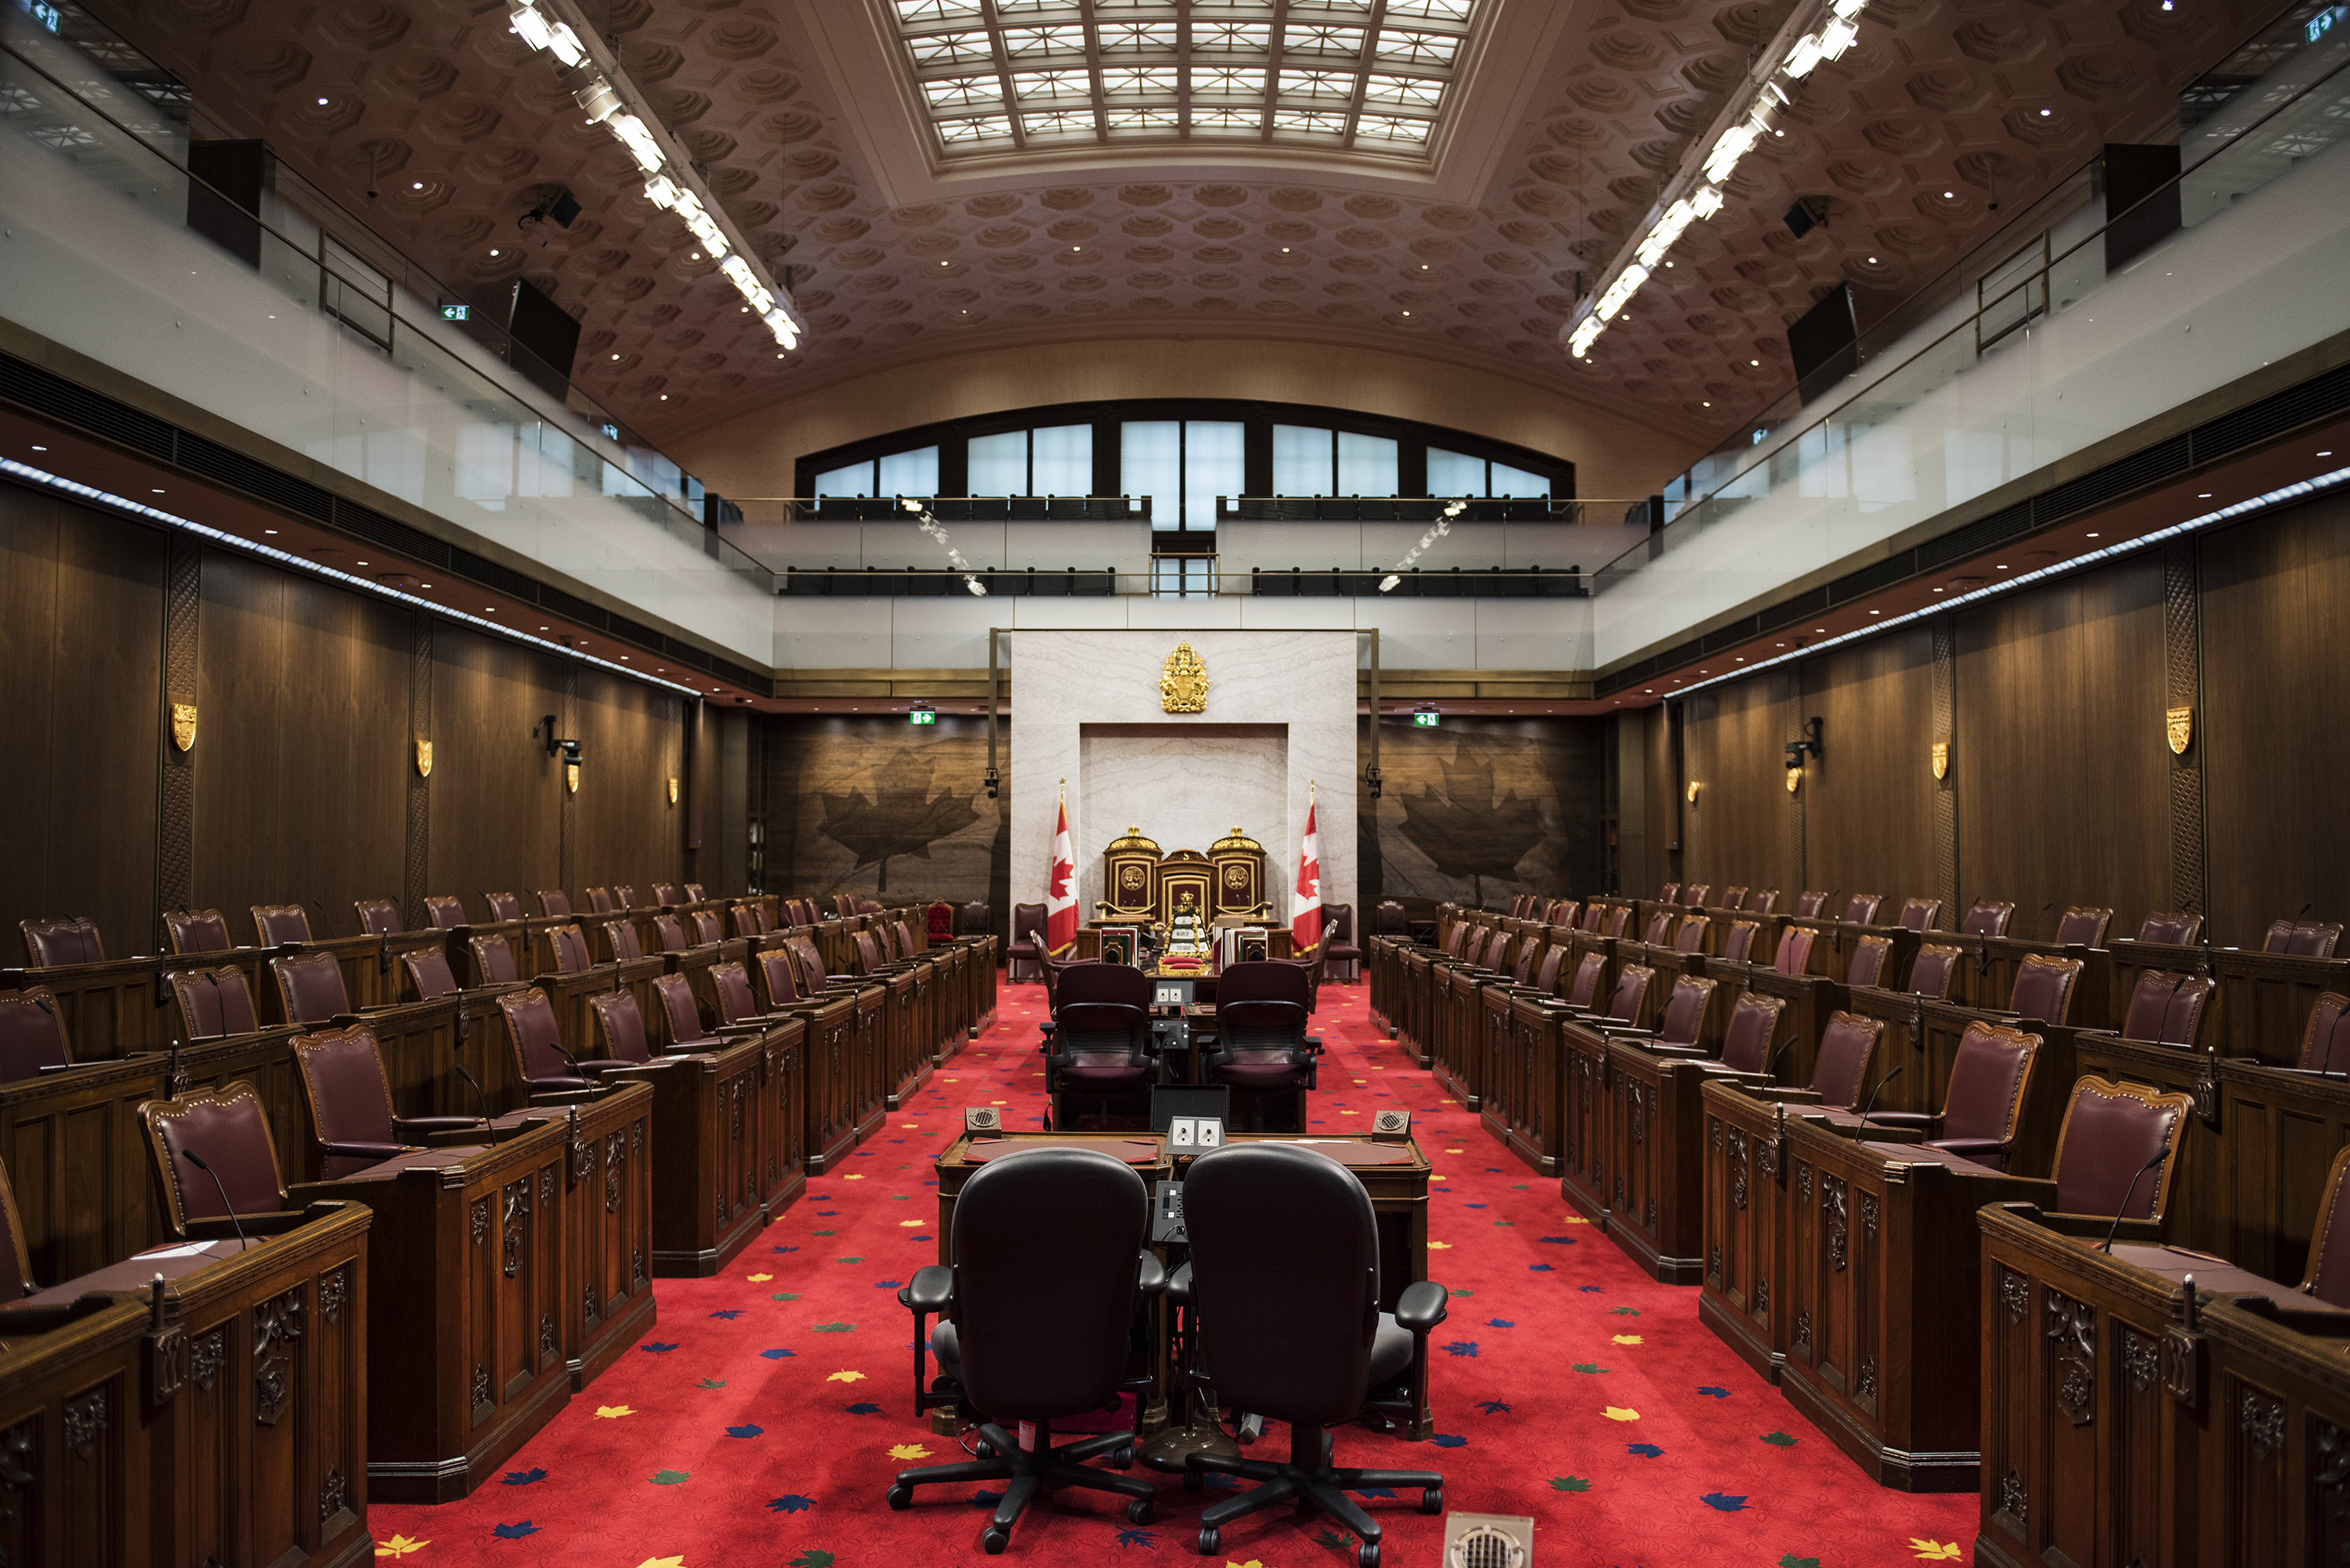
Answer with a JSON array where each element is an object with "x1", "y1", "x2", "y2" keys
[
  {"x1": 1774, "y1": 1122, "x2": 2053, "y2": 1491},
  {"x1": 787, "y1": 991, "x2": 866, "y2": 1176},
  {"x1": 0, "y1": 1204, "x2": 373, "y2": 1568},
  {"x1": 0, "y1": 1055, "x2": 172, "y2": 1283},
  {"x1": 1397, "y1": 947, "x2": 1439, "y2": 1068},
  {"x1": 1974, "y1": 1201, "x2": 2341, "y2": 1568},
  {"x1": 931, "y1": 1133, "x2": 1175, "y2": 1266},
  {"x1": 603, "y1": 1036, "x2": 768, "y2": 1277},
  {"x1": 2193, "y1": 1292, "x2": 2350, "y2": 1566},
  {"x1": 1840, "y1": 990, "x2": 2082, "y2": 1172},
  {"x1": 1486, "y1": 993, "x2": 1571, "y2": 1176},
  {"x1": 1602, "y1": 1040, "x2": 1718, "y2": 1284},
  {"x1": 2110, "y1": 938, "x2": 2350, "y2": 1067},
  {"x1": 1700, "y1": 1079, "x2": 1795, "y2": 1382},
  {"x1": 2, "y1": 952, "x2": 193, "y2": 1058}
]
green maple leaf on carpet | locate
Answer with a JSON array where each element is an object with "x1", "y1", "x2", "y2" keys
[
  {"x1": 649, "y1": 1469, "x2": 689, "y2": 1485},
  {"x1": 813, "y1": 1230, "x2": 837, "y2": 1237},
  {"x1": 1610, "y1": 1306, "x2": 1642, "y2": 1317},
  {"x1": 1511, "y1": 1184, "x2": 1529, "y2": 1190},
  {"x1": 1549, "y1": 1476, "x2": 1592, "y2": 1493},
  {"x1": 1314, "y1": 1526, "x2": 1354, "y2": 1548},
  {"x1": 1571, "y1": 1363, "x2": 1609, "y2": 1375},
  {"x1": 1779, "y1": 1557, "x2": 1820, "y2": 1568},
  {"x1": 793, "y1": 1552, "x2": 837, "y2": 1568},
  {"x1": 1448, "y1": 1288, "x2": 1473, "y2": 1297},
  {"x1": 811, "y1": 1322, "x2": 855, "y2": 1333},
  {"x1": 772, "y1": 1292, "x2": 802, "y2": 1302},
  {"x1": 1760, "y1": 1431, "x2": 1799, "y2": 1447},
  {"x1": 1492, "y1": 1220, "x2": 1513, "y2": 1227},
  {"x1": 837, "y1": 1256, "x2": 865, "y2": 1264},
  {"x1": 696, "y1": 1378, "x2": 727, "y2": 1389}
]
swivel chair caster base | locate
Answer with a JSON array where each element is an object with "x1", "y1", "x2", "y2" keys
[
  {"x1": 1141, "y1": 1416, "x2": 1238, "y2": 1473},
  {"x1": 888, "y1": 1418, "x2": 1157, "y2": 1552}
]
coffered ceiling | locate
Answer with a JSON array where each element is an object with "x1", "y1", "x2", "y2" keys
[{"x1": 100, "y1": 0, "x2": 2266, "y2": 456}]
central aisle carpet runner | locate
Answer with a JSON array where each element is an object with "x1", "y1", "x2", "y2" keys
[{"x1": 371, "y1": 980, "x2": 1977, "y2": 1567}]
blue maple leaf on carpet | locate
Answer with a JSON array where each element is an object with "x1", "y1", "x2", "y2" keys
[
  {"x1": 1476, "y1": 1400, "x2": 1511, "y2": 1414},
  {"x1": 1696, "y1": 1386, "x2": 1729, "y2": 1398},
  {"x1": 845, "y1": 1402, "x2": 882, "y2": 1414},
  {"x1": 638, "y1": 1342, "x2": 678, "y2": 1354},
  {"x1": 874, "y1": 1280, "x2": 904, "y2": 1289},
  {"x1": 911, "y1": 1235, "x2": 933, "y2": 1242},
  {"x1": 923, "y1": 1180, "x2": 939, "y2": 1187},
  {"x1": 1699, "y1": 1492, "x2": 1748, "y2": 1512},
  {"x1": 1353, "y1": 1487, "x2": 1397, "y2": 1498},
  {"x1": 815, "y1": 1211, "x2": 839, "y2": 1216},
  {"x1": 501, "y1": 1468, "x2": 547, "y2": 1486},
  {"x1": 492, "y1": 1521, "x2": 538, "y2": 1539},
  {"x1": 1538, "y1": 1236, "x2": 1579, "y2": 1245},
  {"x1": 1528, "y1": 1264, "x2": 1555, "y2": 1272},
  {"x1": 1430, "y1": 1433, "x2": 1468, "y2": 1448},
  {"x1": 1487, "y1": 1319, "x2": 1514, "y2": 1328},
  {"x1": 761, "y1": 1349, "x2": 796, "y2": 1360},
  {"x1": 1443, "y1": 1342, "x2": 1479, "y2": 1357},
  {"x1": 1463, "y1": 1202, "x2": 1488, "y2": 1209},
  {"x1": 1578, "y1": 1286, "x2": 1605, "y2": 1294},
  {"x1": 773, "y1": 1245, "x2": 800, "y2": 1253},
  {"x1": 1116, "y1": 1527, "x2": 1159, "y2": 1547},
  {"x1": 710, "y1": 1310, "x2": 743, "y2": 1320},
  {"x1": 972, "y1": 1490, "x2": 1003, "y2": 1505},
  {"x1": 727, "y1": 1425, "x2": 765, "y2": 1439},
  {"x1": 1627, "y1": 1443, "x2": 1663, "y2": 1458}
]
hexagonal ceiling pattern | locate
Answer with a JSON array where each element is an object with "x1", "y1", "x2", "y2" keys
[{"x1": 104, "y1": 0, "x2": 2264, "y2": 456}]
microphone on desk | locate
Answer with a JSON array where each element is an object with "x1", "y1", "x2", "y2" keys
[
  {"x1": 2099, "y1": 1145, "x2": 2172, "y2": 1253},
  {"x1": 1765, "y1": 1036, "x2": 1797, "y2": 1080},
  {"x1": 2318, "y1": 999, "x2": 2350, "y2": 1078},
  {"x1": 179, "y1": 1150, "x2": 251, "y2": 1252},
  {"x1": 454, "y1": 1060, "x2": 500, "y2": 1146},
  {"x1": 551, "y1": 1039, "x2": 609, "y2": 1097},
  {"x1": 2152, "y1": 973, "x2": 2189, "y2": 1046},
  {"x1": 308, "y1": 899, "x2": 334, "y2": 939},
  {"x1": 1856, "y1": 1063, "x2": 1904, "y2": 1127}
]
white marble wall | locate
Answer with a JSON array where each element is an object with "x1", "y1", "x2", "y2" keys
[
  {"x1": 1078, "y1": 729, "x2": 1289, "y2": 917},
  {"x1": 1010, "y1": 630, "x2": 1358, "y2": 924}
]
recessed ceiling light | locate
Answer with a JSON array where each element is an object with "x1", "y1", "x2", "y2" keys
[
  {"x1": 2085, "y1": 533, "x2": 2099, "y2": 538},
  {"x1": 265, "y1": 528, "x2": 277, "y2": 534},
  {"x1": 30, "y1": 445, "x2": 45, "y2": 450},
  {"x1": 540, "y1": 625, "x2": 549, "y2": 630},
  {"x1": 1281, "y1": 247, "x2": 1289, "y2": 253},
  {"x1": 2320, "y1": 450, "x2": 2334, "y2": 457},
  {"x1": 1867, "y1": 256, "x2": 1877, "y2": 263},
  {"x1": 1702, "y1": 400, "x2": 1711, "y2": 406},
  {"x1": 1943, "y1": 191, "x2": 1955, "y2": 198},
  {"x1": 490, "y1": 248, "x2": 499, "y2": 256},
  {"x1": 1402, "y1": 311, "x2": 1411, "y2": 316},
  {"x1": 660, "y1": 394, "x2": 668, "y2": 399},
  {"x1": 1869, "y1": 609, "x2": 1882, "y2": 615},
  {"x1": 2039, "y1": 108, "x2": 2052, "y2": 117},
  {"x1": 356, "y1": 560, "x2": 368, "y2": 565},
  {"x1": 1750, "y1": 359, "x2": 1760, "y2": 366},
  {"x1": 940, "y1": 261, "x2": 949, "y2": 266},
  {"x1": 2199, "y1": 493, "x2": 2212, "y2": 498},
  {"x1": 316, "y1": 97, "x2": 328, "y2": 106},
  {"x1": 151, "y1": 488, "x2": 164, "y2": 493},
  {"x1": 1932, "y1": 587, "x2": 1944, "y2": 594}
]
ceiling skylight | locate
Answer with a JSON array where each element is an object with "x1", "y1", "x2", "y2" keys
[{"x1": 894, "y1": 0, "x2": 1473, "y2": 157}]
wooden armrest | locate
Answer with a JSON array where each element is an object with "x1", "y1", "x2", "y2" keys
[
  {"x1": 0, "y1": 1294, "x2": 121, "y2": 1335},
  {"x1": 421, "y1": 1126, "x2": 493, "y2": 1149}
]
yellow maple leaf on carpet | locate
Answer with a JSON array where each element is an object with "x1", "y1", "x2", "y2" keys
[
  {"x1": 1563, "y1": 1216, "x2": 1591, "y2": 1225},
  {"x1": 1340, "y1": 1110, "x2": 1358, "y2": 1115},
  {"x1": 902, "y1": 1122, "x2": 920, "y2": 1129},
  {"x1": 888, "y1": 1443, "x2": 934, "y2": 1460},
  {"x1": 747, "y1": 1274, "x2": 773, "y2": 1282},
  {"x1": 899, "y1": 1219, "x2": 925, "y2": 1227},
  {"x1": 846, "y1": 1172, "x2": 868, "y2": 1180},
  {"x1": 827, "y1": 1370, "x2": 868, "y2": 1382},
  {"x1": 1227, "y1": 1561, "x2": 1265, "y2": 1568},
  {"x1": 375, "y1": 1536, "x2": 430, "y2": 1558},
  {"x1": 636, "y1": 1558, "x2": 687, "y2": 1568},
  {"x1": 1909, "y1": 1541, "x2": 1961, "y2": 1561},
  {"x1": 595, "y1": 1405, "x2": 634, "y2": 1418},
  {"x1": 1428, "y1": 1241, "x2": 1452, "y2": 1250},
  {"x1": 1611, "y1": 1335, "x2": 1643, "y2": 1345},
  {"x1": 1603, "y1": 1407, "x2": 1640, "y2": 1422}
]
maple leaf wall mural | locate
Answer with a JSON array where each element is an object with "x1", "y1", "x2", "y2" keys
[
  {"x1": 768, "y1": 718, "x2": 1006, "y2": 911},
  {"x1": 1363, "y1": 721, "x2": 1606, "y2": 908}
]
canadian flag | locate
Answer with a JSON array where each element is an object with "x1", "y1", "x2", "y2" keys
[
  {"x1": 1292, "y1": 800, "x2": 1322, "y2": 951},
  {"x1": 1046, "y1": 796, "x2": 1078, "y2": 953}
]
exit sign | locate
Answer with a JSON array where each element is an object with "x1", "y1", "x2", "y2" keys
[
  {"x1": 439, "y1": 304, "x2": 470, "y2": 322},
  {"x1": 909, "y1": 709, "x2": 935, "y2": 725},
  {"x1": 1412, "y1": 710, "x2": 1440, "y2": 728}
]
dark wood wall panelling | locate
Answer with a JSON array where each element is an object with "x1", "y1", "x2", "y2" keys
[
  {"x1": 1642, "y1": 706, "x2": 1674, "y2": 896},
  {"x1": 0, "y1": 483, "x2": 712, "y2": 958},
  {"x1": 1657, "y1": 490, "x2": 2350, "y2": 945}
]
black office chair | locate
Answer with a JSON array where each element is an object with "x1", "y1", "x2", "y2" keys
[
  {"x1": 1044, "y1": 963, "x2": 1157, "y2": 1130},
  {"x1": 888, "y1": 1146, "x2": 1164, "y2": 1552},
  {"x1": 1201, "y1": 961, "x2": 1319, "y2": 1133},
  {"x1": 1177, "y1": 1143, "x2": 1445, "y2": 1566}
]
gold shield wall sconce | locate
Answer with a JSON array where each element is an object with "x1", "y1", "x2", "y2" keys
[
  {"x1": 415, "y1": 739, "x2": 434, "y2": 779},
  {"x1": 170, "y1": 703, "x2": 198, "y2": 753},
  {"x1": 667, "y1": 776, "x2": 680, "y2": 805},
  {"x1": 1930, "y1": 741, "x2": 1949, "y2": 781},
  {"x1": 2167, "y1": 706, "x2": 2193, "y2": 756}
]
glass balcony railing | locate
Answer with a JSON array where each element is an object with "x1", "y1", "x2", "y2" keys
[
  {"x1": 0, "y1": 13, "x2": 776, "y2": 663},
  {"x1": 1587, "y1": 11, "x2": 2350, "y2": 661}
]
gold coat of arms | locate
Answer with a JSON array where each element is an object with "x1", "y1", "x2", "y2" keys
[
  {"x1": 414, "y1": 739, "x2": 433, "y2": 779},
  {"x1": 170, "y1": 703, "x2": 197, "y2": 753},
  {"x1": 1159, "y1": 642, "x2": 1209, "y2": 714},
  {"x1": 1930, "y1": 741, "x2": 1949, "y2": 781},
  {"x1": 566, "y1": 762, "x2": 580, "y2": 795},
  {"x1": 667, "y1": 775, "x2": 680, "y2": 804},
  {"x1": 2166, "y1": 705, "x2": 2193, "y2": 756}
]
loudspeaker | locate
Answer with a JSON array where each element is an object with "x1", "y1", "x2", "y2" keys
[
  {"x1": 1441, "y1": 1512, "x2": 1534, "y2": 1568},
  {"x1": 1101, "y1": 929, "x2": 1136, "y2": 966},
  {"x1": 964, "y1": 1106, "x2": 1002, "y2": 1136},
  {"x1": 1372, "y1": 1107, "x2": 1412, "y2": 1143}
]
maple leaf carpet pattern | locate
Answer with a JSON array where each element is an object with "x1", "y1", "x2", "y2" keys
[{"x1": 368, "y1": 981, "x2": 1975, "y2": 1566}]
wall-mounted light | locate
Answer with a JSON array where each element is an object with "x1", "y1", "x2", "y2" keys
[
  {"x1": 1783, "y1": 716, "x2": 1823, "y2": 776},
  {"x1": 1367, "y1": 764, "x2": 1383, "y2": 800},
  {"x1": 984, "y1": 764, "x2": 1000, "y2": 800},
  {"x1": 534, "y1": 714, "x2": 584, "y2": 768}
]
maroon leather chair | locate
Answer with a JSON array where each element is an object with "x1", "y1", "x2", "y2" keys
[
  {"x1": 2138, "y1": 912, "x2": 2203, "y2": 945},
  {"x1": 648, "y1": 915, "x2": 684, "y2": 953},
  {"x1": 1672, "y1": 917, "x2": 1708, "y2": 956},
  {"x1": 1720, "y1": 887, "x2": 1749, "y2": 911},
  {"x1": 1722, "y1": 921, "x2": 1760, "y2": 966},
  {"x1": 2298, "y1": 1146, "x2": 2350, "y2": 1309},
  {"x1": 1457, "y1": 928, "x2": 1489, "y2": 968},
  {"x1": 652, "y1": 974, "x2": 724, "y2": 1050},
  {"x1": 251, "y1": 905, "x2": 313, "y2": 945},
  {"x1": 1771, "y1": 927, "x2": 1818, "y2": 977},
  {"x1": 2007, "y1": 953, "x2": 2084, "y2": 1026},
  {"x1": 2116, "y1": 970, "x2": 2217, "y2": 1046},
  {"x1": 1658, "y1": 883, "x2": 1681, "y2": 905},
  {"x1": 1578, "y1": 963, "x2": 1655, "y2": 1028},
  {"x1": 1713, "y1": 993, "x2": 1788, "y2": 1075},
  {"x1": 495, "y1": 988, "x2": 594, "y2": 1097},
  {"x1": 400, "y1": 947, "x2": 462, "y2": 1002},
  {"x1": 927, "y1": 902, "x2": 957, "y2": 944},
  {"x1": 353, "y1": 899, "x2": 402, "y2": 936},
  {"x1": 168, "y1": 966, "x2": 262, "y2": 1039},
  {"x1": 1524, "y1": 945, "x2": 1567, "y2": 995},
  {"x1": 1897, "y1": 898, "x2": 1940, "y2": 933},
  {"x1": 2049, "y1": 1077, "x2": 2193, "y2": 1227},
  {"x1": 587, "y1": 887, "x2": 615, "y2": 915},
  {"x1": 2055, "y1": 906, "x2": 2113, "y2": 947},
  {"x1": 2265, "y1": 919, "x2": 2344, "y2": 958},
  {"x1": 1047, "y1": 963, "x2": 1160, "y2": 1129},
  {"x1": 1680, "y1": 884, "x2": 1710, "y2": 908},
  {"x1": 692, "y1": 910, "x2": 726, "y2": 945},
  {"x1": 470, "y1": 934, "x2": 521, "y2": 985},
  {"x1": 1440, "y1": 923, "x2": 1468, "y2": 956},
  {"x1": 1622, "y1": 975, "x2": 1716, "y2": 1050},
  {"x1": 961, "y1": 901, "x2": 991, "y2": 937},
  {"x1": 0, "y1": 988, "x2": 73, "y2": 1082},
  {"x1": 1601, "y1": 907, "x2": 1632, "y2": 938},
  {"x1": 1563, "y1": 952, "x2": 1606, "y2": 1010},
  {"x1": 1847, "y1": 935, "x2": 1892, "y2": 990},
  {"x1": 1850, "y1": 1020, "x2": 2039, "y2": 1169},
  {"x1": 1200, "y1": 963, "x2": 1317, "y2": 1130},
  {"x1": 1375, "y1": 901, "x2": 1408, "y2": 938},
  {"x1": 1842, "y1": 894, "x2": 1885, "y2": 925},
  {"x1": 755, "y1": 949, "x2": 803, "y2": 1012},
  {"x1": 852, "y1": 930, "x2": 891, "y2": 975},
  {"x1": 1510, "y1": 938, "x2": 1541, "y2": 986},
  {"x1": 604, "y1": 921, "x2": 645, "y2": 963},
  {"x1": 544, "y1": 924, "x2": 593, "y2": 975},
  {"x1": 732, "y1": 905, "x2": 763, "y2": 940},
  {"x1": 536, "y1": 890, "x2": 572, "y2": 918},
  {"x1": 2297, "y1": 992, "x2": 2350, "y2": 1074},
  {"x1": 1747, "y1": 889, "x2": 1781, "y2": 914},
  {"x1": 423, "y1": 895, "x2": 467, "y2": 930},
  {"x1": 1962, "y1": 901, "x2": 2016, "y2": 938},
  {"x1": 1804, "y1": 1011, "x2": 1883, "y2": 1111},
  {"x1": 1793, "y1": 891, "x2": 1830, "y2": 918},
  {"x1": 19, "y1": 916, "x2": 102, "y2": 967},
  {"x1": 292, "y1": 1024, "x2": 482, "y2": 1177},
  {"x1": 585, "y1": 992, "x2": 666, "y2": 1075},
  {"x1": 164, "y1": 909, "x2": 233, "y2": 956},
  {"x1": 685, "y1": 883, "x2": 709, "y2": 903},
  {"x1": 712, "y1": 961, "x2": 789, "y2": 1030},
  {"x1": 1325, "y1": 905, "x2": 1361, "y2": 985},
  {"x1": 484, "y1": 892, "x2": 523, "y2": 922},
  {"x1": 269, "y1": 952, "x2": 352, "y2": 1026},
  {"x1": 1907, "y1": 944, "x2": 1960, "y2": 999},
  {"x1": 1640, "y1": 910, "x2": 1674, "y2": 945},
  {"x1": 138, "y1": 1084, "x2": 301, "y2": 1239},
  {"x1": 615, "y1": 886, "x2": 639, "y2": 911},
  {"x1": 653, "y1": 883, "x2": 684, "y2": 908}
]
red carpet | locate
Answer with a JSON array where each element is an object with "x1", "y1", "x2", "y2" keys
[{"x1": 370, "y1": 980, "x2": 1975, "y2": 1566}]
